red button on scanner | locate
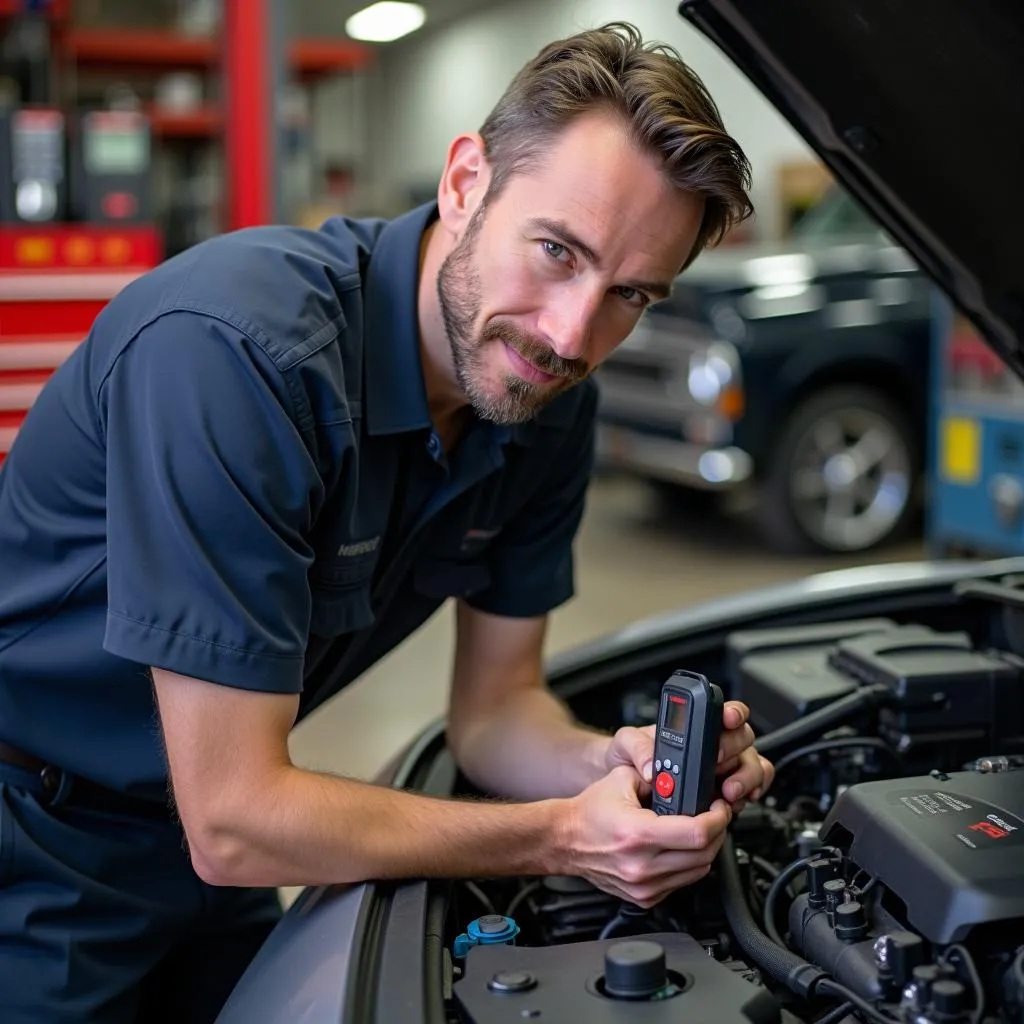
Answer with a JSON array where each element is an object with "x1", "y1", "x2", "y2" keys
[{"x1": 655, "y1": 771, "x2": 675, "y2": 800}]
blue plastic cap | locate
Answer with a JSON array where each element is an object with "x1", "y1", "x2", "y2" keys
[{"x1": 467, "y1": 915, "x2": 520, "y2": 945}]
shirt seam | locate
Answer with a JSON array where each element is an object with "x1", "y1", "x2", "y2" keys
[
  {"x1": 107, "y1": 610, "x2": 304, "y2": 661},
  {"x1": 168, "y1": 301, "x2": 349, "y2": 434},
  {"x1": 95, "y1": 306, "x2": 349, "y2": 441}
]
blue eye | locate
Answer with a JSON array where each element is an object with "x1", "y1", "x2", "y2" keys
[
  {"x1": 543, "y1": 240, "x2": 569, "y2": 261},
  {"x1": 616, "y1": 286, "x2": 649, "y2": 307}
]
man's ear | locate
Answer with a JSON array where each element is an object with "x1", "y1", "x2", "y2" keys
[{"x1": 437, "y1": 132, "x2": 491, "y2": 236}]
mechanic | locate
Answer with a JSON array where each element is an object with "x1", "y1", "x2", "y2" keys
[{"x1": 0, "y1": 21, "x2": 773, "y2": 1023}]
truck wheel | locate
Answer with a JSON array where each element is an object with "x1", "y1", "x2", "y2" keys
[{"x1": 759, "y1": 385, "x2": 919, "y2": 554}]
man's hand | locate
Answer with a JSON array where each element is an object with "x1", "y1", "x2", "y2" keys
[
  {"x1": 714, "y1": 702, "x2": 775, "y2": 812},
  {"x1": 563, "y1": 766, "x2": 732, "y2": 907},
  {"x1": 603, "y1": 701, "x2": 774, "y2": 812}
]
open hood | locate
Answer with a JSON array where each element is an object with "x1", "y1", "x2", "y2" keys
[{"x1": 678, "y1": 0, "x2": 1024, "y2": 378}]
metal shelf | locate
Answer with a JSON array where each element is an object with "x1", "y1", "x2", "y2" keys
[{"x1": 60, "y1": 28, "x2": 372, "y2": 80}]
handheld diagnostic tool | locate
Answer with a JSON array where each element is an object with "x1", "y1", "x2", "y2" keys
[
  {"x1": 0, "y1": 107, "x2": 67, "y2": 224},
  {"x1": 652, "y1": 670, "x2": 725, "y2": 817},
  {"x1": 71, "y1": 110, "x2": 152, "y2": 224}
]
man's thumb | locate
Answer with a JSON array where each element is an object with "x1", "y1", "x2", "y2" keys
[{"x1": 623, "y1": 729, "x2": 653, "y2": 782}]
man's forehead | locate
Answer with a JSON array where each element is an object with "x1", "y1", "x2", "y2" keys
[
  {"x1": 506, "y1": 186, "x2": 701, "y2": 280},
  {"x1": 496, "y1": 128, "x2": 702, "y2": 273}
]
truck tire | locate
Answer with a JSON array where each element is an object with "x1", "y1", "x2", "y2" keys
[{"x1": 758, "y1": 384, "x2": 920, "y2": 554}]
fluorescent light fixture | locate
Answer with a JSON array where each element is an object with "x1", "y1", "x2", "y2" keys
[{"x1": 346, "y1": 1, "x2": 426, "y2": 42}]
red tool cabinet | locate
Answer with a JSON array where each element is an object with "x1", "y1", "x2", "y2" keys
[{"x1": 0, "y1": 225, "x2": 161, "y2": 466}]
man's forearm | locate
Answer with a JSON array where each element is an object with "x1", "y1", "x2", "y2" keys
[
  {"x1": 194, "y1": 765, "x2": 566, "y2": 889},
  {"x1": 451, "y1": 686, "x2": 611, "y2": 800}
]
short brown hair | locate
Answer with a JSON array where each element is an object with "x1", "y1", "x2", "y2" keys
[{"x1": 478, "y1": 21, "x2": 753, "y2": 268}]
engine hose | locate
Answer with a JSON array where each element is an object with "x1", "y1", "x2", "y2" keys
[
  {"x1": 718, "y1": 834, "x2": 824, "y2": 998},
  {"x1": 812, "y1": 1002, "x2": 855, "y2": 1024},
  {"x1": 771, "y1": 737, "x2": 900, "y2": 776},
  {"x1": 755, "y1": 684, "x2": 892, "y2": 758},
  {"x1": 763, "y1": 851, "x2": 836, "y2": 947}
]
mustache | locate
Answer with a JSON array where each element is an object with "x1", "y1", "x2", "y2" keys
[{"x1": 485, "y1": 320, "x2": 589, "y2": 380}]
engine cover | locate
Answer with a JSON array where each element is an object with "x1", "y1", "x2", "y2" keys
[
  {"x1": 454, "y1": 932, "x2": 779, "y2": 1024},
  {"x1": 820, "y1": 768, "x2": 1024, "y2": 943}
]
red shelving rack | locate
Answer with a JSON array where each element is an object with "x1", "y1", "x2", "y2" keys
[
  {"x1": 54, "y1": 9, "x2": 375, "y2": 224},
  {"x1": 60, "y1": 27, "x2": 373, "y2": 80},
  {"x1": 0, "y1": 2, "x2": 370, "y2": 460}
]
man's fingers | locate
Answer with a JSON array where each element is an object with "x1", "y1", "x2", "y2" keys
[
  {"x1": 647, "y1": 798, "x2": 732, "y2": 849},
  {"x1": 717, "y1": 722, "x2": 755, "y2": 765},
  {"x1": 611, "y1": 725, "x2": 655, "y2": 781},
  {"x1": 721, "y1": 748, "x2": 767, "y2": 802},
  {"x1": 626, "y1": 863, "x2": 715, "y2": 909},
  {"x1": 650, "y1": 828, "x2": 726, "y2": 875},
  {"x1": 722, "y1": 700, "x2": 749, "y2": 731}
]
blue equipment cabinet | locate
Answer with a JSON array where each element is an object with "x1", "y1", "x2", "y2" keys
[{"x1": 927, "y1": 291, "x2": 1024, "y2": 557}]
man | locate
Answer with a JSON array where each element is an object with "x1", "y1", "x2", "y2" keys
[{"x1": 0, "y1": 21, "x2": 773, "y2": 1023}]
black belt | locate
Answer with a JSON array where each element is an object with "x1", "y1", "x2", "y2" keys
[{"x1": 0, "y1": 740, "x2": 173, "y2": 821}]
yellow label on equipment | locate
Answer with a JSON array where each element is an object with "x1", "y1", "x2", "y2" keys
[{"x1": 941, "y1": 416, "x2": 981, "y2": 485}]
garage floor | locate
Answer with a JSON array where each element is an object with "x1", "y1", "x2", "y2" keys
[{"x1": 288, "y1": 475, "x2": 925, "y2": 781}]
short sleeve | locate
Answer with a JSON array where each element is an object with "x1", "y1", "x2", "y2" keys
[
  {"x1": 465, "y1": 384, "x2": 597, "y2": 619},
  {"x1": 100, "y1": 310, "x2": 323, "y2": 694}
]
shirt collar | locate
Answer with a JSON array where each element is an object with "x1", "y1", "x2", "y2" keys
[{"x1": 363, "y1": 202, "x2": 437, "y2": 436}]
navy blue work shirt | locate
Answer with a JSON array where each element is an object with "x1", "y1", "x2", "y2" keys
[{"x1": 0, "y1": 203, "x2": 597, "y2": 802}]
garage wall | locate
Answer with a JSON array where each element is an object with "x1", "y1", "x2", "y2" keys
[{"x1": 359, "y1": 0, "x2": 815, "y2": 237}]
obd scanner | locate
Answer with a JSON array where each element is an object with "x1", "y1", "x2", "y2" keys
[{"x1": 652, "y1": 671, "x2": 724, "y2": 817}]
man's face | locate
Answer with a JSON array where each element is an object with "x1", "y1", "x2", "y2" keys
[{"x1": 437, "y1": 110, "x2": 705, "y2": 425}]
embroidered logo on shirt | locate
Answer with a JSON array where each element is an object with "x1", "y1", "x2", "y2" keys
[
  {"x1": 337, "y1": 536, "x2": 381, "y2": 557},
  {"x1": 464, "y1": 528, "x2": 501, "y2": 541},
  {"x1": 460, "y1": 527, "x2": 501, "y2": 553}
]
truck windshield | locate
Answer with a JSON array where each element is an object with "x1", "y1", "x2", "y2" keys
[{"x1": 793, "y1": 188, "x2": 882, "y2": 241}]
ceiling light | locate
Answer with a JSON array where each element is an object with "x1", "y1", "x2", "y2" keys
[{"x1": 346, "y1": 2, "x2": 426, "y2": 43}]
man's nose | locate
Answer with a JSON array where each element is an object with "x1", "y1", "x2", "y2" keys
[{"x1": 538, "y1": 287, "x2": 602, "y2": 362}]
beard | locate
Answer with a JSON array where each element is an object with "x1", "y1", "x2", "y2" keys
[{"x1": 436, "y1": 205, "x2": 588, "y2": 425}]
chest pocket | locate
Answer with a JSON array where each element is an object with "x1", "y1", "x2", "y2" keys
[
  {"x1": 309, "y1": 550, "x2": 377, "y2": 637},
  {"x1": 412, "y1": 523, "x2": 501, "y2": 601}
]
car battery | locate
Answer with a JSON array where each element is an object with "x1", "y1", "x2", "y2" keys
[
  {"x1": 727, "y1": 618, "x2": 898, "y2": 733},
  {"x1": 828, "y1": 625, "x2": 1024, "y2": 766},
  {"x1": 70, "y1": 110, "x2": 153, "y2": 225},
  {"x1": 0, "y1": 106, "x2": 67, "y2": 224}
]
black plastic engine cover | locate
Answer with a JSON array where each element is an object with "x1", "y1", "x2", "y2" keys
[
  {"x1": 454, "y1": 932, "x2": 779, "y2": 1023},
  {"x1": 727, "y1": 618, "x2": 895, "y2": 732},
  {"x1": 820, "y1": 769, "x2": 1024, "y2": 943}
]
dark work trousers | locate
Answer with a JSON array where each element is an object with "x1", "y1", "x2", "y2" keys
[{"x1": 0, "y1": 765, "x2": 282, "y2": 1023}]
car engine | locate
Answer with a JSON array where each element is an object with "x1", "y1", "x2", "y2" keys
[{"x1": 444, "y1": 580, "x2": 1024, "y2": 1024}]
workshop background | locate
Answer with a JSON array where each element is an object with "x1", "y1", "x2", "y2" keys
[{"x1": 2, "y1": 0, "x2": 1021, "y2": 786}]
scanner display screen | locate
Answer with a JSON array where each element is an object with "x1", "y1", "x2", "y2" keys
[
  {"x1": 664, "y1": 694, "x2": 688, "y2": 734},
  {"x1": 84, "y1": 126, "x2": 149, "y2": 175}
]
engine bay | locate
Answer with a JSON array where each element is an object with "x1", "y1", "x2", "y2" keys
[{"x1": 442, "y1": 574, "x2": 1024, "y2": 1024}]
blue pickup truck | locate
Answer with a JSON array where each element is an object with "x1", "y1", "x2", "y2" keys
[{"x1": 595, "y1": 187, "x2": 933, "y2": 554}]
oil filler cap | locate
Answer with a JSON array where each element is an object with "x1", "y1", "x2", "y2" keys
[{"x1": 604, "y1": 939, "x2": 667, "y2": 1000}]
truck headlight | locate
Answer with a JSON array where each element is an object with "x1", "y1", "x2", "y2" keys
[{"x1": 687, "y1": 342, "x2": 743, "y2": 419}]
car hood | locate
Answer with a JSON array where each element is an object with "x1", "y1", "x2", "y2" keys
[{"x1": 678, "y1": 0, "x2": 1024, "y2": 378}]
